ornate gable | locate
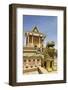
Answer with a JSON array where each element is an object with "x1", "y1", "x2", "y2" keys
[{"x1": 32, "y1": 26, "x2": 39, "y2": 33}]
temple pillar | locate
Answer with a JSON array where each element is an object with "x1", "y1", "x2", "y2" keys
[
  {"x1": 32, "y1": 35, "x2": 33, "y2": 46},
  {"x1": 28, "y1": 35, "x2": 29, "y2": 46},
  {"x1": 39, "y1": 37, "x2": 40, "y2": 47}
]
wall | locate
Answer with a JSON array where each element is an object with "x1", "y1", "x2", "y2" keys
[{"x1": 0, "y1": 0, "x2": 68, "y2": 90}]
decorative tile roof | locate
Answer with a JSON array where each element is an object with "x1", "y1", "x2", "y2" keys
[{"x1": 25, "y1": 26, "x2": 46, "y2": 38}]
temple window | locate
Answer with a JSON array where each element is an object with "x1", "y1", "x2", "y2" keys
[
  {"x1": 37, "y1": 59, "x2": 40, "y2": 61},
  {"x1": 26, "y1": 66, "x2": 28, "y2": 68},
  {"x1": 29, "y1": 60, "x2": 31, "y2": 62},
  {"x1": 34, "y1": 45, "x2": 37, "y2": 49},
  {"x1": 33, "y1": 59, "x2": 35, "y2": 61},
  {"x1": 24, "y1": 60, "x2": 26, "y2": 62},
  {"x1": 31, "y1": 66, "x2": 33, "y2": 68}
]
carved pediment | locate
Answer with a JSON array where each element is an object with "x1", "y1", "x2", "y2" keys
[{"x1": 32, "y1": 26, "x2": 39, "y2": 33}]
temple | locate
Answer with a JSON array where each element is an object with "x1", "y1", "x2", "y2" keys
[{"x1": 23, "y1": 26, "x2": 57, "y2": 74}]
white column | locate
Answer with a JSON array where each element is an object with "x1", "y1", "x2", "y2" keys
[
  {"x1": 28, "y1": 35, "x2": 29, "y2": 46},
  {"x1": 32, "y1": 35, "x2": 33, "y2": 46}
]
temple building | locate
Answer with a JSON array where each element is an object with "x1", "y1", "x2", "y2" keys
[{"x1": 23, "y1": 26, "x2": 57, "y2": 74}]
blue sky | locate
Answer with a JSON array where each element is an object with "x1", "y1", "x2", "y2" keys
[{"x1": 23, "y1": 15, "x2": 57, "y2": 48}]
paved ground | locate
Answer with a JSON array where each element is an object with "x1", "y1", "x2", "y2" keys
[{"x1": 23, "y1": 66, "x2": 57, "y2": 75}]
